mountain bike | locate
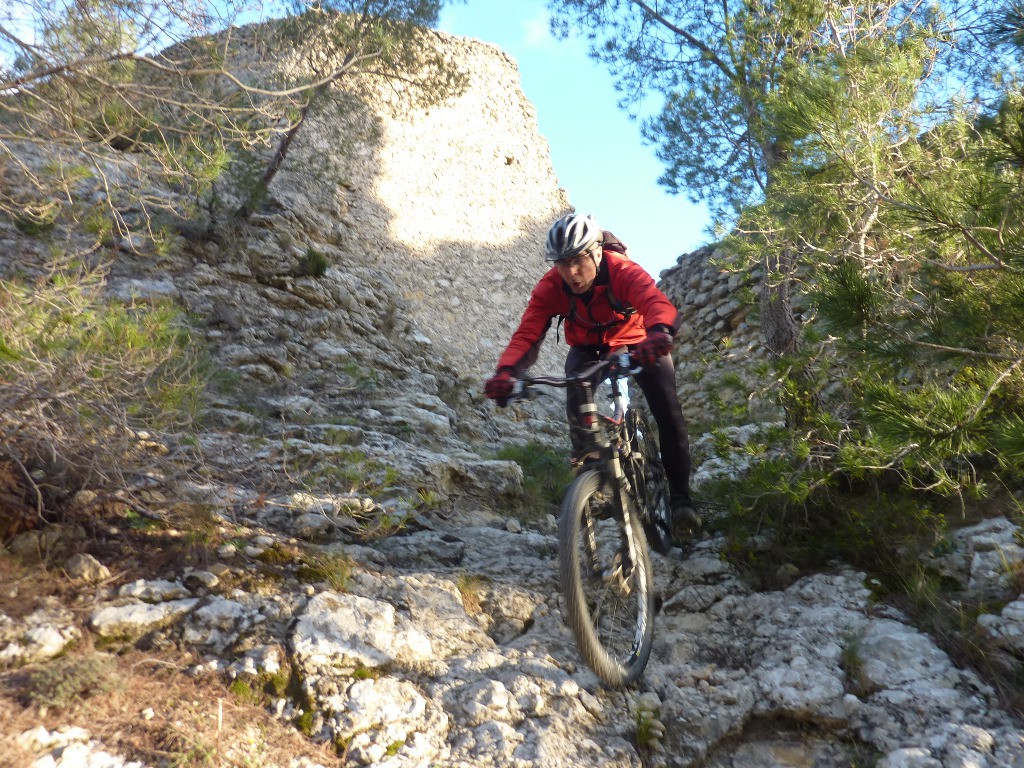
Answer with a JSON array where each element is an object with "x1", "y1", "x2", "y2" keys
[{"x1": 510, "y1": 352, "x2": 672, "y2": 686}]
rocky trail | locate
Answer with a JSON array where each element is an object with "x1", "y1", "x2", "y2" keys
[{"x1": 4, "y1": 427, "x2": 1024, "y2": 768}]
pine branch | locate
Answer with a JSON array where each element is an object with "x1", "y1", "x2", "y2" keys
[
  {"x1": 626, "y1": 0, "x2": 737, "y2": 80},
  {"x1": 967, "y1": 358, "x2": 1024, "y2": 423}
]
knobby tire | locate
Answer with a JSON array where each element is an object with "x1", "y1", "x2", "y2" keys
[
  {"x1": 627, "y1": 410, "x2": 672, "y2": 554},
  {"x1": 558, "y1": 470, "x2": 655, "y2": 687}
]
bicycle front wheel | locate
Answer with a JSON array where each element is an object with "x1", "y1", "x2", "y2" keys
[{"x1": 558, "y1": 470, "x2": 655, "y2": 687}]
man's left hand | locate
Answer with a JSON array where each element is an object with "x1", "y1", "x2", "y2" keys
[
  {"x1": 484, "y1": 368, "x2": 517, "y2": 407},
  {"x1": 633, "y1": 331, "x2": 673, "y2": 368}
]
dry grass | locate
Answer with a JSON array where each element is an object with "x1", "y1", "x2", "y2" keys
[
  {"x1": 0, "y1": 647, "x2": 336, "y2": 768},
  {"x1": 455, "y1": 572, "x2": 487, "y2": 616},
  {"x1": 0, "y1": 550, "x2": 78, "y2": 621},
  {"x1": 0, "y1": 512, "x2": 337, "y2": 768}
]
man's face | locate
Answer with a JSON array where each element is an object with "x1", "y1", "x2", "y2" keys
[{"x1": 554, "y1": 246, "x2": 600, "y2": 294}]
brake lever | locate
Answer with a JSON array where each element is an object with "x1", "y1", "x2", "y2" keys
[
  {"x1": 614, "y1": 352, "x2": 644, "y2": 377},
  {"x1": 511, "y1": 380, "x2": 542, "y2": 401}
]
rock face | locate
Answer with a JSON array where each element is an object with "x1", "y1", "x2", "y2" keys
[
  {"x1": 8, "y1": 511, "x2": 1024, "y2": 768},
  {"x1": 257, "y1": 31, "x2": 573, "y2": 380}
]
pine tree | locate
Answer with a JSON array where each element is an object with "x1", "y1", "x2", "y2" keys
[
  {"x1": 731, "y1": 0, "x2": 1024, "y2": 502},
  {"x1": 549, "y1": 0, "x2": 993, "y2": 381}
]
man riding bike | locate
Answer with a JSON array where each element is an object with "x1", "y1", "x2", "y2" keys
[{"x1": 484, "y1": 213, "x2": 700, "y2": 546}]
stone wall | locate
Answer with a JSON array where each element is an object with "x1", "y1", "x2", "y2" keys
[{"x1": 659, "y1": 246, "x2": 785, "y2": 428}]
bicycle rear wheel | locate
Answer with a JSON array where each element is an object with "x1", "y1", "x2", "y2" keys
[
  {"x1": 558, "y1": 470, "x2": 655, "y2": 686},
  {"x1": 626, "y1": 409, "x2": 673, "y2": 554}
]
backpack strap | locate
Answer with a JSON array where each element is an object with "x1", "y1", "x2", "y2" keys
[
  {"x1": 557, "y1": 256, "x2": 636, "y2": 344},
  {"x1": 604, "y1": 283, "x2": 636, "y2": 319},
  {"x1": 563, "y1": 289, "x2": 635, "y2": 343},
  {"x1": 555, "y1": 294, "x2": 579, "y2": 345}
]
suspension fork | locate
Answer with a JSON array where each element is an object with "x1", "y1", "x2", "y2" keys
[{"x1": 577, "y1": 380, "x2": 640, "y2": 585}]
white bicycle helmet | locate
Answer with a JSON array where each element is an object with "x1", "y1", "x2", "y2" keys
[{"x1": 545, "y1": 213, "x2": 602, "y2": 261}]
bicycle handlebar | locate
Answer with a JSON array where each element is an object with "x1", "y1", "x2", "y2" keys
[{"x1": 510, "y1": 352, "x2": 643, "y2": 401}]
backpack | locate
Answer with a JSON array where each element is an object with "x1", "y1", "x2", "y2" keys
[{"x1": 602, "y1": 230, "x2": 629, "y2": 258}]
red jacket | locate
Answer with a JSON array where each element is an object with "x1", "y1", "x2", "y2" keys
[{"x1": 497, "y1": 251, "x2": 679, "y2": 372}]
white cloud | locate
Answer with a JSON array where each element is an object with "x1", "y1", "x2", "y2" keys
[{"x1": 521, "y1": 11, "x2": 554, "y2": 49}]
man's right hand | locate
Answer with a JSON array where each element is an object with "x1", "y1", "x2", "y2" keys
[
  {"x1": 484, "y1": 368, "x2": 516, "y2": 407},
  {"x1": 633, "y1": 330, "x2": 673, "y2": 369}
]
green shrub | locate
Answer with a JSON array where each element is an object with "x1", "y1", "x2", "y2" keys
[
  {"x1": 297, "y1": 552, "x2": 352, "y2": 592},
  {"x1": 340, "y1": 362, "x2": 378, "y2": 394},
  {"x1": 304, "y1": 463, "x2": 365, "y2": 492},
  {"x1": 363, "y1": 508, "x2": 411, "y2": 539},
  {"x1": 260, "y1": 667, "x2": 291, "y2": 699},
  {"x1": 0, "y1": 261, "x2": 205, "y2": 500},
  {"x1": 633, "y1": 705, "x2": 664, "y2": 747},
  {"x1": 256, "y1": 543, "x2": 297, "y2": 565},
  {"x1": 703, "y1": 431, "x2": 955, "y2": 588},
  {"x1": 415, "y1": 488, "x2": 444, "y2": 511},
  {"x1": 228, "y1": 676, "x2": 261, "y2": 705},
  {"x1": 228, "y1": 667, "x2": 299, "y2": 707},
  {"x1": 295, "y1": 709, "x2": 317, "y2": 736},
  {"x1": 26, "y1": 653, "x2": 118, "y2": 709},
  {"x1": 13, "y1": 205, "x2": 58, "y2": 236},
  {"x1": 839, "y1": 630, "x2": 875, "y2": 697},
  {"x1": 297, "y1": 247, "x2": 329, "y2": 278},
  {"x1": 351, "y1": 663, "x2": 379, "y2": 680},
  {"x1": 321, "y1": 426, "x2": 362, "y2": 446},
  {"x1": 496, "y1": 441, "x2": 573, "y2": 516}
]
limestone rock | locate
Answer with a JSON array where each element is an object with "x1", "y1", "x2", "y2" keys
[
  {"x1": 89, "y1": 599, "x2": 198, "y2": 638},
  {"x1": 65, "y1": 553, "x2": 111, "y2": 583},
  {"x1": 0, "y1": 607, "x2": 80, "y2": 667}
]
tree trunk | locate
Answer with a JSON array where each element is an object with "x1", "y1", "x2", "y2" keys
[
  {"x1": 760, "y1": 245, "x2": 823, "y2": 427},
  {"x1": 760, "y1": 246, "x2": 799, "y2": 358},
  {"x1": 236, "y1": 99, "x2": 313, "y2": 222}
]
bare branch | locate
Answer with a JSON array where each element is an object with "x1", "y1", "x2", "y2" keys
[{"x1": 907, "y1": 339, "x2": 1022, "y2": 361}]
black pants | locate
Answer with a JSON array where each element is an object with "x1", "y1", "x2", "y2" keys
[{"x1": 564, "y1": 345, "x2": 692, "y2": 503}]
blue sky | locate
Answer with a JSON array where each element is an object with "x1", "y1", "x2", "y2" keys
[{"x1": 438, "y1": 1, "x2": 711, "y2": 278}]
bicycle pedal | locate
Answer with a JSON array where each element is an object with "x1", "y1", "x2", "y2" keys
[{"x1": 569, "y1": 450, "x2": 602, "y2": 469}]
